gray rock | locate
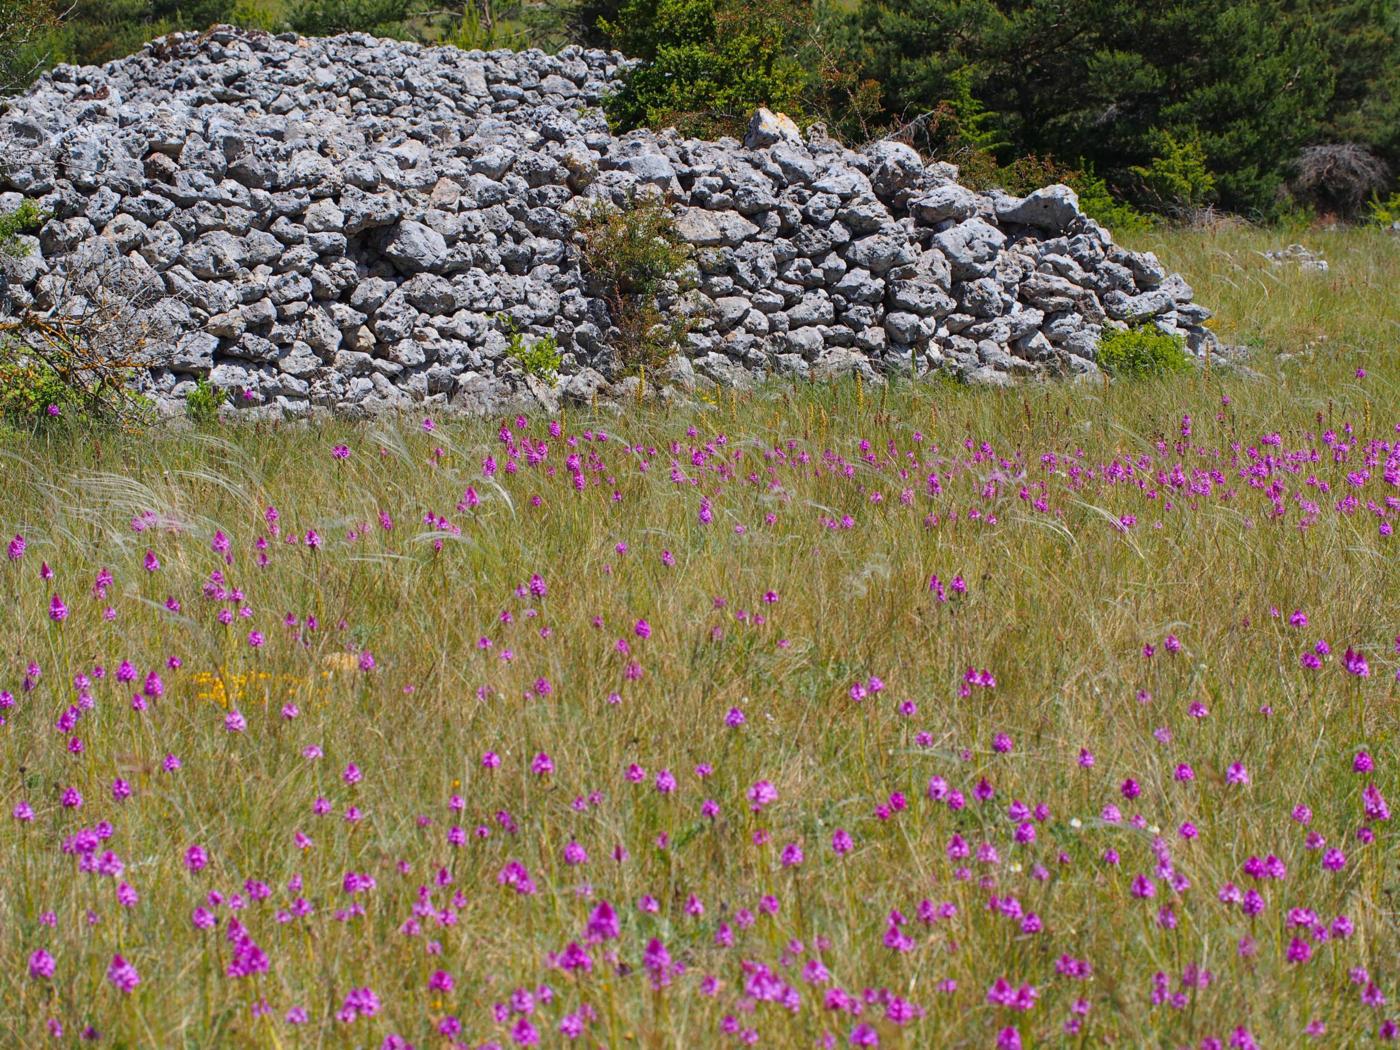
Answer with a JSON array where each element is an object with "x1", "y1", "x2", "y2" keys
[
  {"x1": 912, "y1": 185, "x2": 978, "y2": 225},
  {"x1": 560, "y1": 366, "x2": 607, "y2": 403},
  {"x1": 844, "y1": 234, "x2": 913, "y2": 275},
  {"x1": 674, "y1": 208, "x2": 759, "y2": 248},
  {"x1": 994, "y1": 185, "x2": 1081, "y2": 231},
  {"x1": 784, "y1": 326, "x2": 826, "y2": 358},
  {"x1": 744, "y1": 107, "x2": 801, "y2": 149},
  {"x1": 884, "y1": 311, "x2": 929, "y2": 345},
  {"x1": 711, "y1": 296, "x2": 752, "y2": 332},
  {"x1": 785, "y1": 292, "x2": 834, "y2": 327},
  {"x1": 618, "y1": 152, "x2": 675, "y2": 188},
  {"x1": 1102, "y1": 288, "x2": 1175, "y2": 323},
  {"x1": 304, "y1": 199, "x2": 345, "y2": 234},
  {"x1": 170, "y1": 331, "x2": 219, "y2": 371},
  {"x1": 889, "y1": 279, "x2": 955, "y2": 317},
  {"x1": 380, "y1": 221, "x2": 448, "y2": 274},
  {"x1": 933, "y1": 219, "x2": 1007, "y2": 280},
  {"x1": 812, "y1": 346, "x2": 879, "y2": 382},
  {"x1": 179, "y1": 231, "x2": 244, "y2": 280},
  {"x1": 863, "y1": 140, "x2": 924, "y2": 202}
]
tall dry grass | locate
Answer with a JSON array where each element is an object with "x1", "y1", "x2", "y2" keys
[{"x1": 0, "y1": 229, "x2": 1395, "y2": 1048}]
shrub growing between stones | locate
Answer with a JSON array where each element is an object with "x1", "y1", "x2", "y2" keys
[
  {"x1": 575, "y1": 192, "x2": 695, "y2": 374},
  {"x1": 0, "y1": 199, "x2": 43, "y2": 257},
  {"x1": 0, "y1": 341, "x2": 72, "y2": 425},
  {"x1": 185, "y1": 377, "x2": 226, "y2": 424},
  {"x1": 1097, "y1": 324, "x2": 1193, "y2": 380},
  {"x1": 499, "y1": 313, "x2": 564, "y2": 382}
]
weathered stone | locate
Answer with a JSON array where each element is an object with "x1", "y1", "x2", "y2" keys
[
  {"x1": 912, "y1": 185, "x2": 978, "y2": 225},
  {"x1": 844, "y1": 234, "x2": 914, "y2": 275},
  {"x1": 711, "y1": 296, "x2": 752, "y2": 332},
  {"x1": 993, "y1": 184, "x2": 1081, "y2": 232},
  {"x1": 863, "y1": 140, "x2": 924, "y2": 202},
  {"x1": 380, "y1": 221, "x2": 448, "y2": 274},
  {"x1": 674, "y1": 208, "x2": 759, "y2": 248},
  {"x1": 933, "y1": 219, "x2": 1007, "y2": 280},
  {"x1": 744, "y1": 108, "x2": 801, "y2": 149},
  {"x1": 179, "y1": 231, "x2": 244, "y2": 280}
]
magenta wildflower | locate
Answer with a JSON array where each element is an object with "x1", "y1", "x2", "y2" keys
[
  {"x1": 106, "y1": 954, "x2": 140, "y2": 994},
  {"x1": 29, "y1": 949, "x2": 55, "y2": 980},
  {"x1": 747, "y1": 780, "x2": 778, "y2": 812},
  {"x1": 1343, "y1": 648, "x2": 1371, "y2": 677}
]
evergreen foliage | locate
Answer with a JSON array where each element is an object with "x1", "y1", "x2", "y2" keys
[
  {"x1": 845, "y1": 0, "x2": 1399, "y2": 215},
  {"x1": 599, "y1": 0, "x2": 808, "y2": 136}
]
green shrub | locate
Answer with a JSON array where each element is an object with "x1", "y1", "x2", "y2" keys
[
  {"x1": 0, "y1": 342, "x2": 77, "y2": 426},
  {"x1": 498, "y1": 314, "x2": 563, "y2": 382},
  {"x1": 0, "y1": 308, "x2": 152, "y2": 427},
  {"x1": 1129, "y1": 131, "x2": 1217, "y2": 213},
  {"x1": 1071, "y1": 171, "x2": 1154, "y2": 235},
  {"x1": 287, "y1": 0, "x2": 418, "y2": 38},
  {"x1": 230, "y1": 0, "x2": 284, "y2": 31},
  {"x1": 1368, "y1": 191, "x2": 1400, "y2": 227},
  {"x1": 448, "y1": 1, "x2": 530, "y2": 49},
  {"x1": 0, "y1": 0, "x2": 60, "y2": 95},
  {"x1": 185, "y1": 377, "x2": 226, "y2": 425},
  {"x1": 575, "y1": 193, "x2": 696, "y2": 373},
  {"x1": 0, "y1": 199, "x2": 44, "y2": 257},
  {"x1": 1097, "y1": 324, "x2": 1194, "y2": 379},
  {"x1": 600, "y1": 0, "x2": 808, "y2": 136}
]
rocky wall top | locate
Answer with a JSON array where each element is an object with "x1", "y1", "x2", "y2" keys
[{"x1": 0, "y1": 26, "x2": 1217, "y2": 417}]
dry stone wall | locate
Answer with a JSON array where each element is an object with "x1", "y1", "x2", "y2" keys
[{"x1": 0, "y1": 27, "x2": 1218, "y2": 417}]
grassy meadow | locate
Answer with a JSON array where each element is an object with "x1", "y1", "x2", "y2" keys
[{"x1": 0, "y1": 227, "x2": 1397, "y2": 1048}]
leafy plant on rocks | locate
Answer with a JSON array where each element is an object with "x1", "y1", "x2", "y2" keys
[
  {"x1": 184, "y1": 378, "x2": 227, "y2": 425},
  {"x1": 1097, "y1": 324, "x2": 1193, "y2": 379},
  {"x1": 575, "y1": 192, "x2": 696, "y2": 375},
  {"x1": 0, "y1": 198, "x2": 44, "y2": 256},
  {"x1": 498, "y1": 313, "x2": 563, "y2": 383}
]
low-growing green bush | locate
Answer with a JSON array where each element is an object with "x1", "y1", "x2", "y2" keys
[
  {"x1": 185, "y1": 377, "x2": 226, "y2": 424},
  {"x1": 1368, "y1": 191, "x2": 1400, "y2": 227},
  {"x1": 0, "y1": 342, "x2": 75, "y2": 426},
  {"x1": 498, "y1": 314, "x2": 564, "y2": 382},
  {"x1": 1072, "y1": 172, "x2": 1155, "y2": 235},
  {"x1": 1129, "y1": 131, "x2": 1218, "y2": 214},
  {"x1": 0, "y1": 199, "x2": 44, "y2": 256},
  {"x1": 1097, "y1": 324, "x2": 1193, "y2": 379},
  {"x1": 599, "y1": 0, "x2": 808, "y2": 136}
]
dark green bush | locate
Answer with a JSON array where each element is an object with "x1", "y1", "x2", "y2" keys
[
  {"x1": 1097, "y1": 325, "x2": 1193, "y2": 379},
  {"x1": 575, "y1": 193, "x2": 695, "y2": 373},
  {"x1": 287, "y1": 0, "x2": 416, "y2": 38},
  {"x1": 843, "y1": 0, "x2": 1399, "y2": 216},
  {"x1": 600, "y1": 0, "x2": 808, "y2": 136}
]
